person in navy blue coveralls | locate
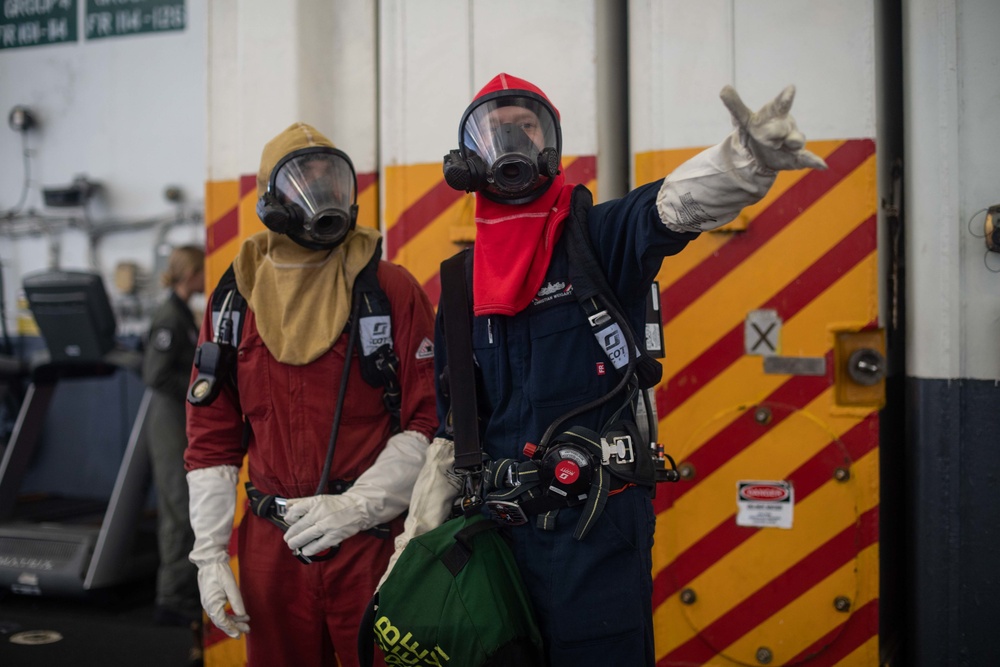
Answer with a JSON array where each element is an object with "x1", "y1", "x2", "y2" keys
[{"x1": 383, "y1": 72, "x2": 829, "y2": 667}]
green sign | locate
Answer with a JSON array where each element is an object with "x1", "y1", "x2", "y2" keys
[
  {"x1": 85, "y1": 0, "x2": 183, "y2": 40},
  {"x1": 0, "y1": 0, "x2": 78, "y2": 50}
]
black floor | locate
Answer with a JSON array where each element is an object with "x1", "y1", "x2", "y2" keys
[{"x1": 0, "y1": 576, "x2": 199, "y2": 667}]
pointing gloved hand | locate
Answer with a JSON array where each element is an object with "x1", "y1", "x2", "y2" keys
[
  {"x1": 187, "y1": 465, "x2": 250, "y2": 639},
  {"x1": 657, "y1": 84, "x2": 827, "y2": 234},
  {"x1": 720, "y1": 84, "x2": 828, "y2": 173},
  {"x1": 377, "y1": 436, "x2": 464, "y2": 590},
  {"x1": 282, "y1": 430, "x2": 428, "y2": 557}
]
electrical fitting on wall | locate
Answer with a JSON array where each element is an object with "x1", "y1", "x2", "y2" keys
[
  {"x1": 3, "y1": 106, "x2": 39, "y2": 218},
  {"x1": 982, "y1": 205, "x2": 1000, "y2": 253},
  {"x1": 7, "y1": 106, "x2": 37, "y2": 133},
  {"x1": 966, "y1": 204, "x2": 1000, "y2": 272}
]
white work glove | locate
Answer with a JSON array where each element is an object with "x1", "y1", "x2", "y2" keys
[
  {"x1": 187, "y1": 465, "x2": 250, "y2": 639},
  {"x1": 377, "y1": 437, "x2": 464, "y2": 590},
  {"x1": 657, "y1": 85, "x2": 828, "y2": 234},
  {"x1": 283, "y1": 430, "x2": 428, "y2": 557}
]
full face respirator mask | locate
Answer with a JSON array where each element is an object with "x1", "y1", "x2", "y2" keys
[
  {"x1": 443, "y1": 90, "x2": 562, "y2": 205},
  {"x1": 256, "y1": 147, "x2": 359, "y2": 250}
]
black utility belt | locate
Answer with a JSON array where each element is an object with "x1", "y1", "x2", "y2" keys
[
  {"x1": 244, "y1": 480, "x2": 392, "y2": 564},
  {"x1": 480, "y1": 423, "x2": 655, "y2": 541}
]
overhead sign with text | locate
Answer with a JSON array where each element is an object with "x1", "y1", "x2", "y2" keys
[
  {"x1": 1, "y1": 0, "x2": 78, "y2": 50},
  {"x1": 85, "y1": 0, "x2": 183, "y2": 40}
]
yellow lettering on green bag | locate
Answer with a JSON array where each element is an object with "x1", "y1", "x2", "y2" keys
[{"x1": 374, "y1": 615, "x2": 451, "y2": 665}]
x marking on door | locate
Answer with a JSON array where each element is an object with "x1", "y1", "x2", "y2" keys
[{"x1": 750, "y1": 322, "x2": 777, "y2": 353}]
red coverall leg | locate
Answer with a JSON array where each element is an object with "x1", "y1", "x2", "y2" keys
[{"x1": 238, "y1": 512, "x2": 398, "y2": 667}]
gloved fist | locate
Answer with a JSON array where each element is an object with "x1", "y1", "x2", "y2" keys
[
  {"x1": 720, "y1": 85, "x2": 828, "y2": 172},
  {"x1": 197, "y1": 561, "x2": 250, "y2": 638},
  {"x1": 283, "y1": 494, "x2": 362, "y2": 557}
]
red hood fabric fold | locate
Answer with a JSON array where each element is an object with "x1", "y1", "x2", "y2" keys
[{"x1": 471, "y1": 73, "x2": 578, "y2": 317}]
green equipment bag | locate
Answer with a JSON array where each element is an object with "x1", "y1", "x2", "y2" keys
[{"x1": 358, "y1": 513, "x2": 546, "y2": 667}]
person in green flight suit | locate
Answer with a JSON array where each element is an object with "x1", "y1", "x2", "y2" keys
[{"x1": 141, "y1": 244, "x2": 205, "y2": 664}]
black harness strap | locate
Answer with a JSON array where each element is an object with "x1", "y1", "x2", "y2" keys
[
  {"x1": 563, "y1": 185, "x2": 663, "y2": 390},
  {"x1": 440, "y1": 252, "x2": 484, "y2": 474},
  {"x1": 353, "y1": 245, "x2": 402, "y2": 431}
]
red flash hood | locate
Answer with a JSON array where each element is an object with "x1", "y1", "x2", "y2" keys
[
  {"x1": 470, "y1": 73, "x2": 576, "y2": 317},
  {"x1": 473, "y1": 73, "x2": 561, "y2": 120}
]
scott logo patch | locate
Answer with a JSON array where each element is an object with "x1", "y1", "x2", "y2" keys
[{"x1": 359, "y1": 315, "x2": 393, "y2": 356}]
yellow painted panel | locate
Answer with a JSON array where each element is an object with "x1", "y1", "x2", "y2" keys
[
  {"x1": 636, "y1": 140, "x2": 842, "y2": 190},
  {"x1": 657, "y1": 479, "x2": 872, "y2": 657},
  {"x1": 206, "y1": 180, "x2": 239, "y2": 224},
  {"x1": 646, "y1": 140, "x2": 844, "y2": 293},
  {"x1": 657, "y1": 388, "x2": 852, "y2": 557},
  {"x1": 395, "y1": 192, "x2": 475, "y2": 286},
  {"x1": 781, "y1": 258, "x2": 879, "y2": 359},
  {"x1": 206, "y1": 237, "x2": 242, "y2": 293},
  {"x1": 657, "y1": 430, "x2": 880, "y2": 592},
  {"x1": 661, "y1": 154, "x2": 877, "y2": 377},
  {"x1": 854, "y1": 541, "x2": 880, "y2": 608},
  {"x1": 850, "y1": 447, "x2": 881, "y2": 534},
  {"x1": 635, "y1": 146, "x2": 705, "y2": 187},
  {"x1": 238, "y1": 191, "x2": 265, "y2": 239},
  {"x1": 383, "y1": 163, "x2": 444, "y2": 229},
  {"x1": 724, "y1": 542, "x2": 879, "y2": 665},
  {"x1": 835, "y1": 636, "x2": 879, "y2": 666},
  {"x1": 357, "y1": 184, "x2": 379, "y2": 231},
  {"x1": 678, "y1": 472, "x2": 856, "y2": 624},
  {"x1": 204, "y1": 634, "x2": 247, "y2": 667},
  {"x1": 650, "y1": 538, "x2": 879, "y2": 665},
  {"x1": 659, "y1": 254, "x2": 878, "y2": 449}
]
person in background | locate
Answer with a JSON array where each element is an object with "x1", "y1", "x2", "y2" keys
[
  {"x1": 142, "y1": 244, "x2": 205, "y2": 665},
  {"x1": 386, "y1": 72, "x2": 828, "y2": 667},
  {"x1": 184, "y1": 123, "x2": 437, "y2": 667}
]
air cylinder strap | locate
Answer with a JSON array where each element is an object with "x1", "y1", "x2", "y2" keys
[{"x1": 440, "y1": 252, "x2": 485, "y2": 474}]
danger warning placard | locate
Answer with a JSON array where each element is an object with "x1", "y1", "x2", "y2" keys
[{"x1": 736, "y1": 480, "x2": 794, "y2": 529}]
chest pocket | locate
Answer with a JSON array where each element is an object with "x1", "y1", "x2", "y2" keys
[
  {"x1": 237, "y1": 336, "x2": 272, "y2": 421},
  {"x1": 471, "y1": 315, "x2": 502, "y2": 410},
  {"x1": 527, "y1": 302, "x2": 599, "y2": 407}
]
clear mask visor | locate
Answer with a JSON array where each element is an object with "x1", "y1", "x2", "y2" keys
[
  {"x1": 461, "y1": 96, "x2": 560, "y2": 197},
  {"x1": 273, "y1": 151, "x2": 356, "y2": 243}
]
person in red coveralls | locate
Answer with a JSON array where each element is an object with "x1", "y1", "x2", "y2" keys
[
  {"x1": 384, "y1": 73, "x2": 828, "y2": 667},
  {"x1": 184, "y1": 122, "x2": 437, "y2": 667}
]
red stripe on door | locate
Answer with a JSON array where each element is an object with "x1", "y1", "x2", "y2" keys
[
  {"x1": 387, "y1": 181, "x2": 466, "y2": 260},
  {"x1": 659, "y1": 506, "x2": 879, "y2": 665},
  {"x1": 206, "y1": 207, "x2": 239, "y2": 254},
  {"x1": 785, "y1": 598, "x2": 879, "y2": 665},
  {"x1": 653, "y1": 414, "x2": 878, "y2": 606},
  {"x1": 655, "y1": 356, "x2": 832, "y2": 514},
  {"x1": 564, "y1": 155, "x2": 596, "y2": 184},
  {"x1": 661, "y1": 139, "x2": 875, "y2": 325},
  {"x1": 657, "y1": 215, "x2": 877, "y2": 419},
  {"x1": 358, "y1": 171, "x2": 377, "y2": 192}
]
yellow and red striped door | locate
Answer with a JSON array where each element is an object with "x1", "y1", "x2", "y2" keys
[{"x1": 645, "y1": 139, "x2": 881, "y2": 666}]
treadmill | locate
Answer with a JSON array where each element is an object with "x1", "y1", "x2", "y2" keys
[{"x1": 0, "y1": 269, "x2": 157, "y2": 595}]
